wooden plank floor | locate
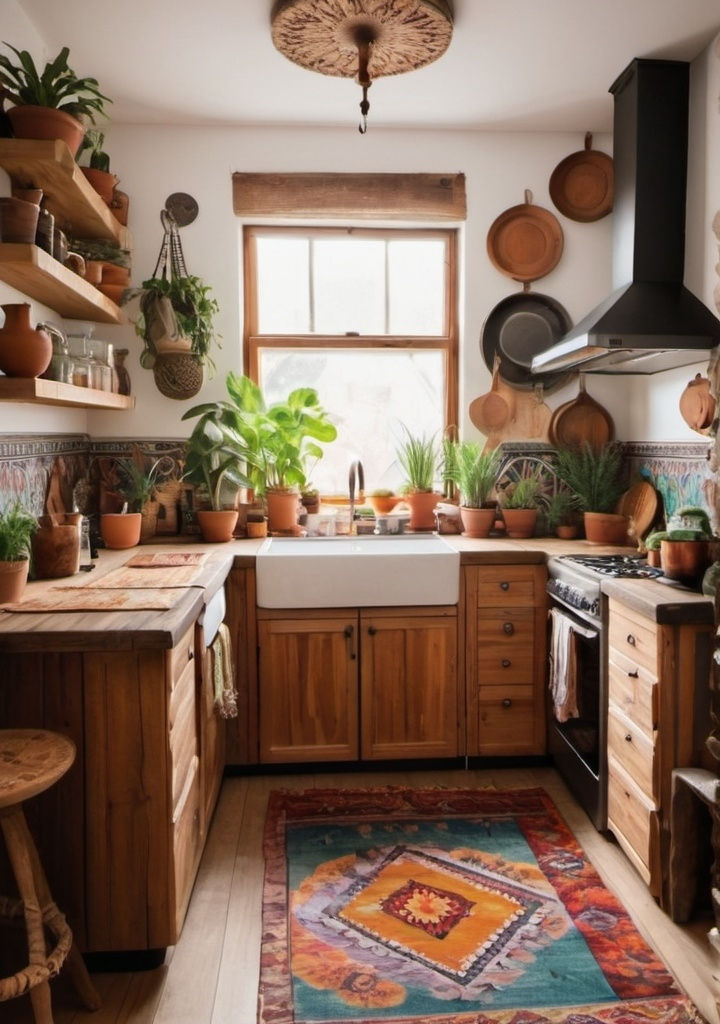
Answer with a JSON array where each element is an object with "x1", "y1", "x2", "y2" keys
[{"x1": 5, "y1": 766, "x2": 720, "y2": 1024}]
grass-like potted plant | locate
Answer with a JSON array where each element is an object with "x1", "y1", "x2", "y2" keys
[
  {"x1": 77, "y1": 128, "x2": 116, "y2": 204},
  {"x1": 554, "y1": 442, "x2": 626, "y2": 543},
  {"x1": 396, "y1": 427, "x2": 440, "y2": 531},
  {"x1": 0, "y1": 500, "x2": 38, "y2": 603},
  {"x1": 499, "y1": 470, "x2": 543, "y2": 539},
  {"x1": 544, "y1": 487, "x2": 584, "y2": 539},
  {"x1": 446, "y1": 440, "x2": 500, "y2": 538},
  {"x1": 0, "y1": 43, "x2": 111, "y2": 156}
]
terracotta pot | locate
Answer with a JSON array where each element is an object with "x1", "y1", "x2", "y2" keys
[
  {"x1": 7, "y1": 105, "x2": 85, "y2": 156},
  {"x1": 660, "y1": 539, "x2": 709, "y2": 586},
  {"x1": 460, "y1": 506, "x2": 495, "y2": 538},
  {"x1": 110, "y1": 189, "x2": 130, "y2": 226},
  {"x1": 97, "y1": 283, "x2": 126, "y2": 304},
  {"x1": 0, "y1": 303, "x2": 52, "y2": 378},
  {"x1": 266, "y1": 489, "x2": 300, "y2": 533},
  {"x1": 197, "y1": 509, "x2": 239, "y2": 543},
  {"x1": 101, "y1": 263, "x2": 131, "y2": 286},
  {"x1": 10, "y1": 185, "x2": 42, "y2": 205},
  {"x1": 368, "y1": 494, "x2": 399, "y2": 515},
  {"x1": 583, "y1": 511, "x2": 628, "y2": 545},
  {"x1": 81, "y1": 167, "x2": 118, "y2": 205},
  {"x1": 84, "y1": 260, "x2": 104, "y2": 285},
  {"x1": 31, "y1": 514, "x2": 81, "y2": 579},
  {"x1": 0, "y1": 558, "x2": 29, "y2": 604},
  {"x1": 555, "y1": 524, "x2": 578, "y2": 539},
  {"x1": 405, "y1": 491, "x2": 441, "y2": 531},
  {"x1": 646, "y1": 548, "x2": 661, "y2": 568},
  {"x1": 502, "y1": 507, "x2": 538, "y2": 539},
  {"x1": 0, "y1": 196, "x2": 40, "y2": 243},
  {"x1": 100, "y1": 512, "x2": 142, "y2": 550}
]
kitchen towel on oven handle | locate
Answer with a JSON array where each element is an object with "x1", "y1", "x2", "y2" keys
[{"x1": 548, "y1": 608, "x2": 597, "y2": 722}]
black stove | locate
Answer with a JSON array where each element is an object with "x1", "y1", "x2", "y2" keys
[
  {"x1": 546, "y1": 554, "x2": 663, "y2": 622},
  {"x1": 561, "y1": 554, "x2": 664, "y2": 579}
]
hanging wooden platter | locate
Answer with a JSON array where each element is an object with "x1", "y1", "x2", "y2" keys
[
  {"x1": 549, "y1": 375, "x2": 614, "y2": 450},
  {"x1": 679, "y1": 373, "x2": 715, "y2": 433},
  {"x1": 487, "y1": 189, "x2": 564, "y2": 283},
  {"x1": 549, "y1": 133, "x2": 614, "y2": 222},
  {"x1": 615, "y1": 481, "x2": 659, "y2": 543}
]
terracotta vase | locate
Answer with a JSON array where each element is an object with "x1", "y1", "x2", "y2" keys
[
  {"x1": 8, "y1": 105, "x2": 85, "y2": 156},
  {"x1": 460, "y1": 506, "x2": 495, "y2": 538},
  {"x1": 0, "y1": 558, "x2": 29, "y2": 604},
  {"x1": 502, "y1": 507, "x2": 538, "y2": 539},
  {"x1": 266, "y1": 488, "x2": 300, "y2": 533},
  {"x1": 0, "y1": 196, "x2": 40, "y2": 243},
  {"x1": 0, "y1": 303, "x2": 52, "y2": 378},
  {"x1": 100, "y1": 512, "x2": 142, "y2": 550},
  {"x1": 405, "y1": 491, "x2": 441, "y2": 531},
  {"x1": 196, "y1": 509, "x2": 239, "y2": 543},
  {"x1": 583, "y1": 511, "x2": 628, "y2": 545},
  {"x1": 81, "y1": 167, "x2": 118, "y2": 205}
]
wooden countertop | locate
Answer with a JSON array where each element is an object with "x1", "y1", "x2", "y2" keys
[{"x1": 0, "y1": 534, "x2": 712, "y2": 650}]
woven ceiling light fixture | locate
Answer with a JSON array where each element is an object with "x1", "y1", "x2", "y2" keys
[{"x1": 270, "y1": 0, "x2": 454, "y2": 133}]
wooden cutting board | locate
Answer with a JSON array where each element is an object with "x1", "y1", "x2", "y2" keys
[
  {"x1": 615, "y1": 481, "x2": 659, "y2": 543},
  {"x1": 550, "y1": 377, "x2": 614, "y2": 450}
]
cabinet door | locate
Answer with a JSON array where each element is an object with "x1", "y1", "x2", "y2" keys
[
  {"x1": 360, "y1": 610, "x2": 458, "y2": 760},
  {"x1": 258, "y1": 613, "x2": 359, "y2": 762}
]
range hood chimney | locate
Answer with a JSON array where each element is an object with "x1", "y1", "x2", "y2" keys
[{"x1": 531, "y1": 58, "x2": 720, "y2": 375}]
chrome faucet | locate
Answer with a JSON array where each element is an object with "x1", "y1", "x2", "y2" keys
[{"x1": 348, "y1": 460, "x2": 365, "y2": 532}]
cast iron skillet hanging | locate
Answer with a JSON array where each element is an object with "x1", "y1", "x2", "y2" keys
[
  {"x1": 486, "y1": 189, "x2": 564, "y2": 282},
  {"x1": 481, "y1": 286, "x2": 573, "y2": 392},
  {"x1": 549, "y1": 133, "x2": 614, "y2": 222}
]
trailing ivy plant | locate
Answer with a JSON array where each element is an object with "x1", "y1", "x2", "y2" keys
[{"x1": 124, "y1": 275, "x2": 221, "y2": 374}]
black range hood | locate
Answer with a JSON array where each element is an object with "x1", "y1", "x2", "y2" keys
[{"x1": 531, "y1": 58, "x2": 720, "y2": 375}]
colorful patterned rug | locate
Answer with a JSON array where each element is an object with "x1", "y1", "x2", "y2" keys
[{"x1": 259, "y1": 786, "x2": 704, "y2": 1024}]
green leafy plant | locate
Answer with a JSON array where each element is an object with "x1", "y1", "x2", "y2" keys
[
  {"x1": 0, "y1": 43, "x2": 110, "y2": 122},
  {"x1": 645, "y1": 530, "x2": 669, "y2": 550},
  {"x1": 114, "y1": 458, "x2": 163, "y2": 513},
  {"x1": 78, "y1": 128, "x2": 110, "y2": 171},
  {"x1": 445, "y1": 441, "x2": 499, "y2": 508},
  {"x1": 182, "y1": 419, "x2": 258, "y2": 511},
  {"x1": 0, "y1": 501, "x2": 37, "y2": 561},
  {"x1": 124, "y1": 275, "x2": 221, "y2": 374},
  {"x1": 500, "y1": 470, "x2": 543, "y2": 510},
  {"x1": 554, "y1": 442, "x2": 625, "y2": 513},
  {"x1": 182, "y1": 372, "x2": 337, "y2": 498},
  {"x1": 396, "y1": 427, "x2": 437, "y2": 493},
  {"x1": 66, "y1": 238, "x2": 131, "y2": 267},
  {"x1": 544, "y1": 488, "x2": 583, "y2": 530}
]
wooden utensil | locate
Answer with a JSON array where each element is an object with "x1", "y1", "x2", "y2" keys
[
  {"x1": 679, "y1": 373, "x2": 715, "y2": 433},
  {"x1": 615, "y1": 481, "x2": 659, "y2": 544},
  {"x1": 551, "y1": 375, "x2": 614, "y2": 451},
  {"x1": 469, "y1": 357, "x2": 515, "y2": 434}
]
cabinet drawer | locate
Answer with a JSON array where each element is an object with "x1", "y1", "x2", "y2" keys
[
  {"x1": 172, "y1": 755, "x2": 202, "y2": 935},
  {"x1": 607, "y1": 754, "x2": 657, "y2": 883},
  {"x1": 473, "y1": 566, "x2": 538, "y2": 605},
  {"x1": 169, "y1": 625, "x2": 196, "y2": 687},
  {"x1": 478, "y1": 685, "x2": 537, "y2": 753},
  {"x1": 607, "y1": 650, "x2": 657, "y2": 739},
  {"x1": 608, "y1": 603, "x2": 658, "y2": 675},
  {"x1": 477, "y1": 605, "x2": 534, "y2": 640},
  {"x1": 477, "y1": 645, "x2": 534, "y2": 684},
  {"x1": 607, "y1": 705, "x2": 657, "y2": 800}
]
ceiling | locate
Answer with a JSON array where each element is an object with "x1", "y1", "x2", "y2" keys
[{"x1": 15, "y1": 0, "x2": 720, "y2": 132}]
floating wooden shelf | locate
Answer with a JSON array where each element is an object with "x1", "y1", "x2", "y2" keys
[
  {"x1": 0, "y1": 139, "x2": 131, "y2": 248},
  {"x1": 0, "y1": 377, "x2": 135, "y2": 409},
  {"x1": 0, "y1": 244, "x2": 124, "y2": 323}
]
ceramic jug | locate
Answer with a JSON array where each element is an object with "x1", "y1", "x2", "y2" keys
[{"x1": 0, "y1": 303, "x2": 52, "y2": 378}]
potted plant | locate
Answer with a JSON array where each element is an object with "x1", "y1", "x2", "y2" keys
[
  {"x1": 0, "y1": 43, "x2": 111, "y2": 156},
  {"x1": 659, "y1": 506, "x2": 713, "y2": 585},
  {"x1": 77, "y1": 128, "x2": 117, "y2": 204},
  {"x1": 367, "y1": 488, "x2": 398, "y2": 516},
  {"x1": 124, "y1": 274, "x2": 221, "y2": 399},
  {"x1": 644, "y1": 529, "x2": 668, "y2": 568},
  {"x1": 554, "y1": 442, "x2": 626, "y2": 544},
  {"x1": 445, "y1": 440, "x2": 500, "y2": 538},
  {"x1": 0, "y1": 500, "x2": 38, "y2": 603},
  {"x1": 395, "y1": 427, "x2": 440, "y2": 531},
  {"x1": 544, "y1": 488, "x2": 583, "y2": 539},
  {"x1": 499, "y1": 470, "x2": 542, "y2": 539}
]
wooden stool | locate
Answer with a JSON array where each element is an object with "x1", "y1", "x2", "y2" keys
[{"x1": 0, "y1": 729, "x2": 100, "y2": 1022}]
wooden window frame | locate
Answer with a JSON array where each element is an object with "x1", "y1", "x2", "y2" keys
[{"x1": 242, "y1": 224, "x2": 459, "y2": 431}]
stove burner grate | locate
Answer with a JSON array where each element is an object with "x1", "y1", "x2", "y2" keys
[{"x1": 562, "y1": 554, "x2": 664, "y2": 579}]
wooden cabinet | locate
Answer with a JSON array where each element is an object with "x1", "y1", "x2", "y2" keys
[
  {"x1": 606, "y1": 596, "x2": 712, "y2": 904},
  {"x1": 0, "y1": 619, "x2": 217, "y2": 953},
  {"x1": 198, "y1": 624, "x2": 226, "y2": 836},
  {"x1": 257, "y1": 606, "x2": 458, "y2": 764},
  {"x1": 465, "y1": 564, "x2": 547, "y2": 756}
]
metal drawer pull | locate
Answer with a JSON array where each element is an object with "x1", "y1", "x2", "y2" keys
[
  {"x1": 626, "y1": 634, "x2": 636, "y2": 646},
  {"x1": 625, "y1": 733, "x2": 632, "y2": 742},
  {"x1": 502, "y1": 698, "x2": 512, "y2": 708},
  {"x1": 627, "y1": 669, "x2": 639, "y2": 678},
  {"x1": 503, "y1": 622, "x2": 514, "y2": 635},
  {"x1": 344, "y1": 624, "x2": 356, "y2": 660},
  {"x1": 502, "y1": 658, "x2": 511, "y2": 668},
  {"x1": 368, "y1": 625, "x2": 376, "y2": 636},
  {"x1": 500, "y1": 581, "x2": 510, "y2": 591}
]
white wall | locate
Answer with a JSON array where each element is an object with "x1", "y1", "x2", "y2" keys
[{"x1": 1, "y1": 14, "x2": 719, "y2": 446}]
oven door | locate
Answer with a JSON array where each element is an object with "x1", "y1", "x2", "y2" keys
[{"x1": 547, "y1": 596, "x2": 607, "y2": 831}]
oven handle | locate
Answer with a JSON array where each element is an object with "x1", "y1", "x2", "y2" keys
[{"x1": 548, "y1": 606, "x2": 600, "y2": 642}]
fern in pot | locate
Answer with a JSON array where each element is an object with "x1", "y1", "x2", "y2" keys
[
  {"x1": 446, "y1": 441, "x2": 500, "y2": 538},
  {"x1": 0, "y1": 501, "x2": 38, "y2": 603},
  {"x1": 554, "y1": 442, "x2": 627, "y2": 544},
  {"x1": 499, "y1": 470, "x2": 543, "y2": 539}
]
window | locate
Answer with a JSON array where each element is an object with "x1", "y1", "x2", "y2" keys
[{"x1": 243, "y1": 225, "x2": 458, "y2": 495}]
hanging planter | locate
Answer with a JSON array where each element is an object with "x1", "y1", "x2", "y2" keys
[{"x1": 123, "y1": 206, "x2": 220, "y2": 401}]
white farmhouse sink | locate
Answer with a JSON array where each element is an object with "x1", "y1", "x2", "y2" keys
[{"x1": 255, "y1": 535, "x2": 460, "y2": 608}]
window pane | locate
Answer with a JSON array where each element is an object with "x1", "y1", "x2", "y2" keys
[
  {"x1": 388, "y1": 239, "x2": 445, "y2": 335},
  {"x1": 259, "y1": 347, "x2": 445, "y2": 495},
  {"x1": 256, "y1": 236, "x2": 310, "y2": 333},
  {"x1": 313, "y1": 238, "x2": 385, "y2": 334}
]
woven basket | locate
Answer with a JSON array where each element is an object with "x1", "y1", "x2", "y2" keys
[{"x1": 152, "y1": 352, "x2": 203, "y2": 400}]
